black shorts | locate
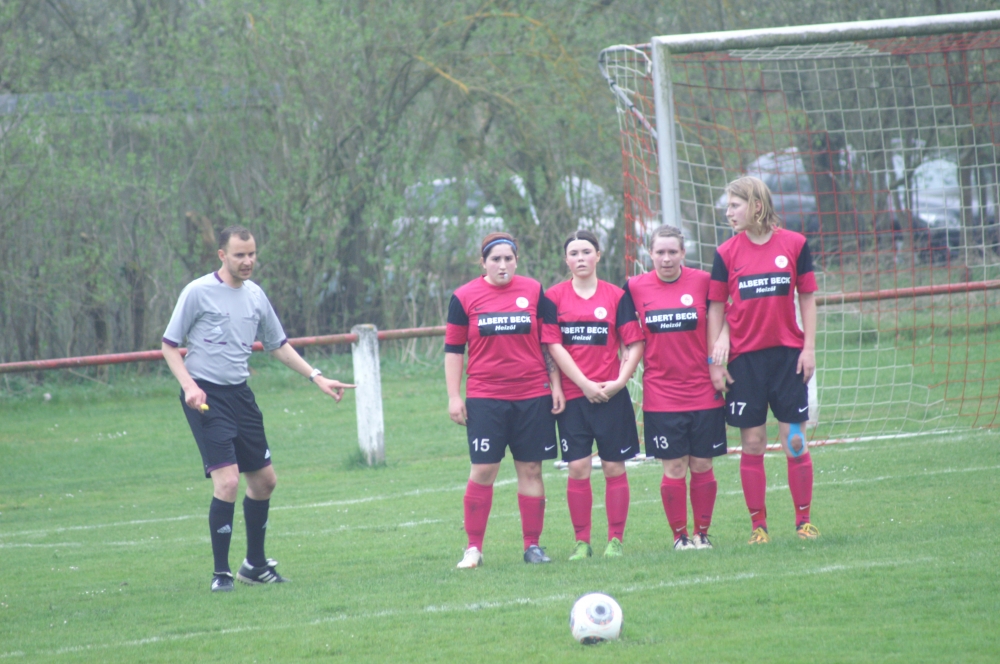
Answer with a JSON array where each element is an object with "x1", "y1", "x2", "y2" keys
[
  {"x1": 557, "y1": 388, "x2": 640, "y2": 463},
  {"x1": 643, "y1": 408, "x2": 727, "y2": 460},
  {"x1": 725, "y1": 346, "x2": 809, "y2": 428},
  {"x1": 465, "y1": 396, "x2": 558, "y2": 464},
  {"x1": 181, "y1": 380, "x2": 272, "y2": 478}
]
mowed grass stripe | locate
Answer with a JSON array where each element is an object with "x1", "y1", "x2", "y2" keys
[
  {"x1": 5, "y1": 556, "x2": 936, "y2": 660},
  {"x1": 4, "y1": 459, "x2": 995, "y2": 541}
]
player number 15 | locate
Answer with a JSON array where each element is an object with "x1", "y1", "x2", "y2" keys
[{"x1": 472, "y1": 438, "x2": 490, "y2": 452}]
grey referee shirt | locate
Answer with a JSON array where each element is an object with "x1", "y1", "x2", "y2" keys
[{"x1": 162, "y1": 272, "x2": 288, "y2": 385}]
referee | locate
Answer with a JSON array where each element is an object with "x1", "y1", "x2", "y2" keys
[{"x1": 162, "y1": 225, "x2": 354, "y2": 592}]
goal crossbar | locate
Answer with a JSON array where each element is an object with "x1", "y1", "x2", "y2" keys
[{"x1": 652, "y1": 10, "x2": 1000, "y2": 55}]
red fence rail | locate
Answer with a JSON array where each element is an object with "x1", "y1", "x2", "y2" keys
[
  {"x1": 0, "y1": 326, "x2": 446, "y2": 374},
  {"x1": 813, "y1": 279, "x2": 1000, "y2": 305},
  {"x1": 2, "y1": 278, "x2": 999, "y2": 374}
]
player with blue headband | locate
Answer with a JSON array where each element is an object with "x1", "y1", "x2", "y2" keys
[
  {"x1": 481, "y1": 237, "x2": 518, "y2": 258},
  {"x1": 446, "y1": 231, "x2": 565, "y2": 568}
]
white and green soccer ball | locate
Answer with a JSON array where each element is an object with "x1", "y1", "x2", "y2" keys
[{"x1": 569, "y1": 592, "x2": 623, "y2": 645}]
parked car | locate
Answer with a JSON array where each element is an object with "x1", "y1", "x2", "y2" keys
[{"x1": 888, "y1": 156, "x2": 964, "y2": 263}]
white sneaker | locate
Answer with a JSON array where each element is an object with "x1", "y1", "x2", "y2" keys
[
  {"x1": 673, "y1": 535, "x2": 697, "y2": 551},
  {"x1": 457, "y1": 546, "x2": 483, "y2": 569},
  {"x1": 692, "y1": 533, "x2": 713, "y2": 550}
]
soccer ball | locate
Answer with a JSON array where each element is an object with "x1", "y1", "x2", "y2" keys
[{"x1": 569, "y1": 592, "x2": 623, "y2": 644}]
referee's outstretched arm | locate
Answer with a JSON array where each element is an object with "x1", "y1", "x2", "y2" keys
[{"x1": 270, "y1": 343, "x2": 356, "y2": 402}]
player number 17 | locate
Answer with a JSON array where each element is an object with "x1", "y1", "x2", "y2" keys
[{"x1": 730, "y1": 402, "x2": 747, "y2": 416}]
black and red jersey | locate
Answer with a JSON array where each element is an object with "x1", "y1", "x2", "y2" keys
[
  {"x1": 708, "y1": 229, "x2": 817, "y2": 359},
  {"x1": 541, "y1": 279, "x2": 644, "y2": 401},
  {"x1": 445, "y1": 275, "x2": 555, "y2": 400},
  {"x1": 620, "y1": 268, "x2": 721, "y2": 413}
]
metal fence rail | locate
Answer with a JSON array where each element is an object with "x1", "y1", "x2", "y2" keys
[{"x1": 0, "y1": 326, "x2": 447, "y2": 374}]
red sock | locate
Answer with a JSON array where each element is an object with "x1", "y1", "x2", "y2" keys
[
  {"x1": 517, "y1": 493, "x2": 546, "y2": 549},
  {"x1": 463, "y1": 480, "x2": 493, "y2": 551},
  {"x1": 659, "y1": 476, "x2": 688, "y2": 539},
  {"x1": 787, "y1": 452, "x2": 814, "y2": 526},
  {"x1": 566, "y1": 477, "x2": 593, "y2": 543},
  {"x1": 689, "y1": 468, "x2": 717, "y2": 535},
  {"x1": 604, "y1": 473, "x2": 629, "y2": 541},
  {"x1": 740, "y1": 453, "x2": 768, "y2": 531}
]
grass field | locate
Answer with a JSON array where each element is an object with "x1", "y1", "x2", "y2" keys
[{"x1": 1, "y1": 356, "x2": 999, "y2": 662}]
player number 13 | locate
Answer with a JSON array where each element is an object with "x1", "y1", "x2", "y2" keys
[{"x1": 652, "y1": 435, "x2": 669, "y2": 450}]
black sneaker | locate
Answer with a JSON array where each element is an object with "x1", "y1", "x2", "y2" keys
[
  {"x1": 523, "y1": 545, "x2": 551, "y2": 564},
  {"x1": 211, "y1": 572, "x2": 234, "y2": 592},
  {"x1": 236, "y1": 558, "x2": 288, "y2": 585}
]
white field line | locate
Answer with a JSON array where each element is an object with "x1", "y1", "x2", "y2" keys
[
  {"x1": 277, "y1": 477, "x2": 518, "y2": 511},
  {"x1": 1, "y1": 478, "x2": 520, "y2": 539},
  {"x1": 625, "y1": 463, "x2": 1000, "y2": 507},
  {"x1": 820, "y1": 431, "x2": 987, "y2": 452},
  {"x1": 5, "y1": 463, "x2": 995, "y2": 549},
  {"x1": 4, "y1": 464, "x2": 997, "y2": 543},
  {"x1": 553, "y1": 429, "x2": 965, "y2": 468},
  {"x1": 5, "y1": 556, "x2": 933, "y2": 659}
]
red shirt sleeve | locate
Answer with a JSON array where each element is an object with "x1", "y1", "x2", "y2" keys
[
  {"x1": 444, "y1": 293, "x2": 469, "y2": 352},
  {"x1": 617, "y1": 281, "x2": 644, "y2": 346},
  {"x1": 541, "y1": 285, "x2": 563, "y2": 344},
  {"x1": 795, "y1": 237, "x2": 818, "y2": 293},
  {"x1": 797, "y1": 271, "x2": 818, "y2": 293},
  {"x1": 708, "y1": 249, "x2": 730, "y2": 302}
]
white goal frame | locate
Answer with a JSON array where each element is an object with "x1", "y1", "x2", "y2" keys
[
  {"x1": 601, "y1": 11, "x2": 1000, "y2": 442},
  {"x1": 650, "y1": 11, "x2": 1000, "y2": 228}
]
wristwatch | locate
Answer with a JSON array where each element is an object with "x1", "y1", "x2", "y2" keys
[{"x1": 309, "y1": 368, "x2": 322, "y2": 382}]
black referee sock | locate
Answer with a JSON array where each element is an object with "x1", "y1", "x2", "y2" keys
[
  {"x1": 209, "y1": 497, "x2": 235, "y2": 574},
  {"x1": 243, "y1": 495, "x2": 270, "y2": 568}
]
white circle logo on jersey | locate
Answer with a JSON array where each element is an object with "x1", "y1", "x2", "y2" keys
[
  {"x1": 516, "y1": 297, "x2": 529, "y2": 309},
  {"x1": 594, "y1": 307, "x2": 607, "y2": 320},
  {"x1": 775, "y1": 255, "x2": 789, "y2": 268},
  {"x1": 680, "y1": 294, "x2": 694, "y2": 307}
]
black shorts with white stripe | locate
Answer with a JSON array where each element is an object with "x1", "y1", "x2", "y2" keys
[
  {"x1": 557, "y1": 388, "x2": 639, "y2": 463},
  {"x1": 643, "y1": 407, "x2": 727, "y2": 460}
]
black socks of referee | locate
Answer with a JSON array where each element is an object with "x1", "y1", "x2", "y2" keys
[
  {"x1": 209, "y1": 497, "x2": 235, "y2": 574},
  {"x1": 243, "y1": 495, "x2": 270, "y2": 567},
  {"x1": 209, "y1": 496, "x2": 269, "y2": 571}
]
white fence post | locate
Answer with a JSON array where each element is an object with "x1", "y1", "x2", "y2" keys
[{"x1": 351, "y1": 324, "x2": 385, "y2": 466}]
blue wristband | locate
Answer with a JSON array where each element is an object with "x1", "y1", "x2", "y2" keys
[{"x1": 707, "y1": 357, "x2": 714, "y2": 365}]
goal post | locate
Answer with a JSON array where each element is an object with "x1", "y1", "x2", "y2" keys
[{"x1": 600, "y1": 11, "x2": 1000, "y2": 442}]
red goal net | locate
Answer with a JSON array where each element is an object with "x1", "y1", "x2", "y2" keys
[{"x1": 600, "y1": 13, "x2": 1000, "y2": 441}]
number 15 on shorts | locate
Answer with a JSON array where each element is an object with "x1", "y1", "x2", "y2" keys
[{"x1": 472, "y1": 438, "x2": 490, "y2": 452}]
